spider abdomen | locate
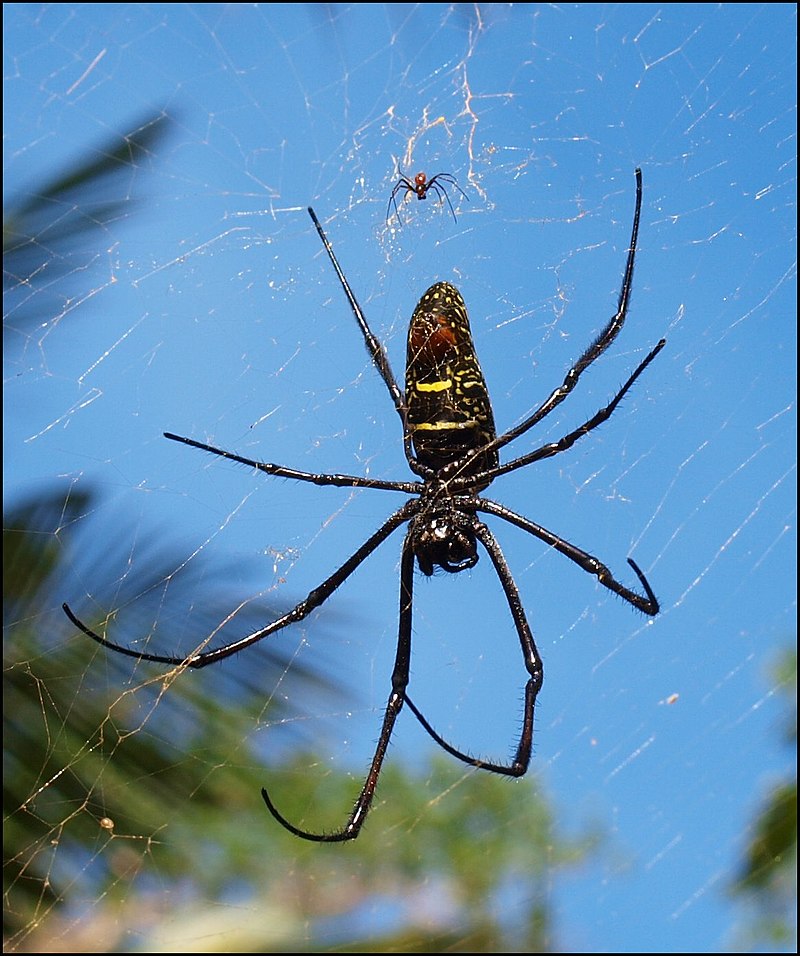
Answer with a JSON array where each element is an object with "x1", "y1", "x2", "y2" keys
[{"x1": 406, "y1": 282, "x2": 498, "y2": 479}]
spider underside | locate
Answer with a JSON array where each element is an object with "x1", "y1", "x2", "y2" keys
[{"x1": 64, "y1": 168, "x2": 664, "y2": 842}]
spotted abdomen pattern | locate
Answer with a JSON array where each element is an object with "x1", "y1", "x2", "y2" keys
[{"x1": 406, "y1": 282, "x2": 498, "y2": 480}]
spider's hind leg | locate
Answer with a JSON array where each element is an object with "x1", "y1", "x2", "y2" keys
[
  {"x1": 403, "y1": 685, "x2": 536, "y2": 778},
  {"x1": 405, "y1": 517, "x2": 542, "y2": 778}
]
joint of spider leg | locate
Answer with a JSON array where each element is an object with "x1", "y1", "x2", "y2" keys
[
  {"x1": 299, "y1": 587, "x2": 328, "y2": 615},
  {"x1": 588, "y1": 558, "x2": 622, "y2": 589}
]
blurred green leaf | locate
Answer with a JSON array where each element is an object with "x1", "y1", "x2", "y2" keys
[
  {"x1": 3, "y1": 111, "x2": 173, "y2": 338},
  {"x1": 728, "y1": 648, "x2": 797, "y2": 950},
  {"x1": 3, "y1": 484, "x2": 344, "y2": 943}
]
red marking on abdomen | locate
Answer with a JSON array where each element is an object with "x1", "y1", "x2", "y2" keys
[{"x1": 410, "y1": 313, "x2": 457, "y2": 363}]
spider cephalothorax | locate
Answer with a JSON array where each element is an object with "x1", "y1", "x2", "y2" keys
[
  {"x1": 65, "y1": 169, "x2": 664, "y2": 842},
  {"x1": 410, "y1": 500, "x2": 480, "y2": 576}
]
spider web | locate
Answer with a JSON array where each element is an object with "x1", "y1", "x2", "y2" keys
[{"x1": 4, "y1": 4, "x2": 796, "y2": 952}]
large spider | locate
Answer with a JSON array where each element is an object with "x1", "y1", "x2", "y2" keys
[
  {"x1": 387, "y1": 170, "x2": 468, "y2": 224},
  {"x1": 64, "y1": 168, "x2": 664, "y2": 843}
]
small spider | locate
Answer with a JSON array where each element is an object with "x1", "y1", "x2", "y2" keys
[{"x1": 387, "y1": 170, "x2": 468, "y2": 225}]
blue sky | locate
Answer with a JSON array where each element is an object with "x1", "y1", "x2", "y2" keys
[{"x1": 5, "y1": 3, "x2": 796, "y2": 951}]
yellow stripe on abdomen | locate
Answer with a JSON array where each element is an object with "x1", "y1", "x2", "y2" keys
[
  {"x1": 413, "y1": 420, "x2": 477, "y2": 431},
  {"x1": 415, "y1": 379, "x2": 452, "y2": 393}
]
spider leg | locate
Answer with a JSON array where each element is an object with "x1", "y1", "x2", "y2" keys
[
  {"x1": 427, "y1": 173, "x2": 468, "y2": 222},
  {"x1": 307, "y1": 208, "x2": 413, "y2": 462},
  {"x1": 469, "y1": 337, "x2": 666, "y2": 485},
  {"x1": 431, "y1": 173, "x2": 469, "y2": 204},
  {"x1": 405, "y1": 518, "x2": 541, "y2": 775},
  {"x1": 63, "y1": 500, "x2": 418, "y2": 668},
  {"x1": 386, "y1": 176, "x2": 414, "y2": 226},
  {"x1": 427, "y1": 182, "x2": 458, "y2": 223},
  {"x1": 262, "y1": 535, "x2": 418, "y2": 841},
  {"x1": 476, "y1": 498, "x2": 659, "y2": 615},
  {"x1": 386, "y1": 181, "x2": 406, "y2": 226},
  {"x1": 163, "y1": 432, "x2": 422, "y2": 494},
  {"x1": 458, "y1": 168, "x2": 646, "y2": 471}
]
